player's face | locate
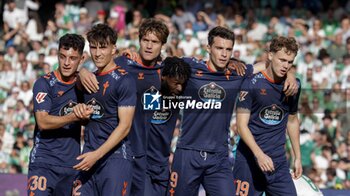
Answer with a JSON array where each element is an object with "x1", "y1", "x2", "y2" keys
[
  {"x1": 89, "y1": 42, "x2": 116, "y2": 72},
  {"x1": 207, "y1": 37, "x2": 233, "y2": 71},
  {"x1": 161, "y1": 76, "x2": 186, "y2": 96},
  {"x1": 139, "y1": 32, "x2": 163, "y2": 63},
  {"x1": 268, "y1": 49, "x2": 296, "y2": 78},
  {"x1": 58, "y1": 48, "x2": 84, "y2": 81}
]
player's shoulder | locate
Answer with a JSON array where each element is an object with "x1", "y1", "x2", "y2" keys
[
  {"x1": 115, "y1": 55, "x2": 137, "y2": 68},
  {"x1": 33, "y1": 72, "x2": 55, "y2": 88}
]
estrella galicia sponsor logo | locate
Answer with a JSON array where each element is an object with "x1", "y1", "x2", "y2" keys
[
  {"x1": 259, "y1": 104, "x2": 284, "y2": 125},
  {"x1": 59, "y1": 101, "x2": 77, "y2": 116},
  {"x1": 198, "y1": 82, "x2": 226, "y2": 102},
  {"x1": 87, "y1": 98, "x2": 105, "y2": 119},
  {"x1": 150, "y1": 110, "x2": 172, "y2": 124},
  {"x1": 143, "y1": 87, "x2": 161, "y2": 110}
]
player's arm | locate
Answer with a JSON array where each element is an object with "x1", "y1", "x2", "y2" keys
[
  {"x1": 35, "y1": 111, "x2": 79, "y2": 130},
  {"x1": 252, "y1": 61, "x2": 298, "y2": 96},
  {"x1": 73, "y1": 106, "x2": 135, "y2": 171},
  {"x1": 236, "y1": 108, "x2": 275, "y2": 172},
  {"x1": 287, "y1": 114, "x2": 302, "y2": 179},
  {"x1": 36, "y1": 103, "x2": 92, "y2": 130}
]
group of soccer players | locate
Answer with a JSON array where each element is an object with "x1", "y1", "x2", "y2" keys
[{"x1": 27, "y1": 17, "x2": 305, "y2": 196}]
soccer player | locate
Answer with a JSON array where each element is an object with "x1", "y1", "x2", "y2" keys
[
  {"x1": 168, "y1": 27, "x2": 298, "y2": 196},
  {"x1": 144, "y1": 57, "x2": 191, "y2": 196},
  {"x1": 79, "y1": 18, "x2": 170, "y2": 196},
  {"x1": 233, "y1": 36, "x2": 302, "y2": 196},
  {"x1": 72, "y1": 24, "x2": 137, "y2": 195},
  {"x1": 28, "y1": 34, "x2": 89, "y2": 195}
]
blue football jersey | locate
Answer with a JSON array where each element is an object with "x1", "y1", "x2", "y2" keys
[
  {"x1": 82, "y1": 67, "x2": 137, "y2": 160},
  {"x1": 146, "y1": 108, "x2": 179, "y2": 166},
  {"x1": 30, "y1": 71, "x2": 81, "y2": 167},
  {"x1": 114, "y1": 56, "x2": 162, "y2": 156},
  {"x1": 236, "y1": 72, "x2": 301, "y2": 161},
  {"x1": 176, "y1": 57, "x2": 254, "y2": 153}
]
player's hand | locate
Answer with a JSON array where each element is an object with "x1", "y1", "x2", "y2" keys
[
  {"x1": 79, "y1": 68, "x2": 99, "y2": 94},
  {"x1": 291, "y1": 158, "x2": 302, "y2": 179},
  {"x1": 73, "y1": 104, "x2": 93, "y2": 120},
  {"x1": 228, "y1": 58, "x2": 246, "y2": 76},
  {"x1": 283, "y1": 73, "x2": 298, "y2": 96},
  {"x1": 73, "y1": 151, "x2": 100, "y2": 171},
  {"x1": 256, "y1": 152, "x2": 275, "y2": 173},
  {"x1": 122, "y1": 49, "x2": 140, "y2": 61}
]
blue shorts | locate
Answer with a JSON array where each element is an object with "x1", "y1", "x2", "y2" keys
[
  {"x1": 233, "y1": 152, "x2": 297, "y2": 196},
  {"x1": 145, "y1": 164, "x2": 169, "y2": 196},
  {"x1": 73, "y1": 157, "x2": 133, "y2": 196},
  {"x1": 168, "y1": 148, "x2": 235, "y2": 196},
  {"x1": 27, "y1": 163, "x2": 78, "y2": 196},
  {"x1": 130, "y1": 155, "x2": 147, "y2": 196}
]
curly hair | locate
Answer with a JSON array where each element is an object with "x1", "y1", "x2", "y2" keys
[
  {"x1": 58, "y1": 33, "x2": 85, "y2": 55},
  {"x1": 269, "y1": 36, "x2": 299, "y2": 55}
]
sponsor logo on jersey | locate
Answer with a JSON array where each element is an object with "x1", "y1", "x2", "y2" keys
[
  {"x1": 151, "y1": 110, "x2": 172, "y2": 124},
  {"x1": 87, "y1": 98, "x2": 105, "y2": 119},
  {"x1": 198, "y1": 82, "x2": 226, "y2": 102},
  {"x1": 259, "y1": 104, "x2": 284, "y2": 125},
  {"x1": 59, "y1": 101, "x2": 77, "y2": 116},
  {"x1": 35, "y1": 92, "x2": 47, "y2": 103},
  {"x1": 143, "y1": 87, "x2": 161, "y2": 110}
]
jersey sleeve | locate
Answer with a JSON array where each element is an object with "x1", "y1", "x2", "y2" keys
[
  {"x1": 117, "y1": 74, "x2": 137, "y2": 107},
  {"x1": 288, "y1": 80, "x2": 301, "y2": 114},
  {"x1": 243, "y1": 64, "x2": 254, "y2": 78},
  {"x1": 33, "y1": 77, "x2": 52, "y2": 113},
  {"x1": 236, "y1": 77, "x2": 253, "y2": 111}
]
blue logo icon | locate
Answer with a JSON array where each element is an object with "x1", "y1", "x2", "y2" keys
[{"x1": 143, "y1": 88, "x2": 161, "y2": 110}]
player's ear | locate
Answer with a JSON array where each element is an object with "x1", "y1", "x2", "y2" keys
[
  {"x1": 206, "y1": 44, "x2": 211, "y2": 54},
  {"x1": 268, "y1": 52, "x2": 273, "y2": 61},
  {"x1": 112, "y1": 45, "x2": 117, "y2": 55}
]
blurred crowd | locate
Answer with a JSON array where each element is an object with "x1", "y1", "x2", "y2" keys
[{"x1": 0, "y1": 0, "x2": 350, "y2": 190}]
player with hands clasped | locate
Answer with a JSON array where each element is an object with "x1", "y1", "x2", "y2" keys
[{"x1": 28, "y1": 33, "x2": 90, "y2": 196}]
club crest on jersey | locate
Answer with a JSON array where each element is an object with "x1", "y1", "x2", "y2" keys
[
  {"x1": 59, "y1": 101, "x2": 77, "y2": 116},
  {"x1": 87, "y1": 98, "x2": 105, "y2": 119},
  {"x1": 150, "y1": 110, "x2": 172, "y2": 124},
  {"x1": 198, "y1": 82, "x2": 226, "y2": 102},
  {"x1": 259, "y1": 104, "x2": 284, "y2": 125},
  {"x1": 143, "y1": 87, "x2": 161, "y2": 110},
  {"x1": 35, "y1": 92, "x2": 47, "y2": 103}
]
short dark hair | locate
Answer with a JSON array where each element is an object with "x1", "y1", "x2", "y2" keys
[
  {"x1": 208, "y1": 26, "x2": 235, "y2": 46},
  {"x1": 269, "y1": 36, "x2": 298, "y2": 56},
  {"x1": 139, "y1": 18, "x2": 169, "y2": 45},
  {"x1": 58, "y1": 33, "x2": 85, "y2": 55},
  {"x1": 162, "y1": 57, "x2": 191, "y2": 82},
  {"x1": 87, "y1": 23, "x2": 118, "y2": 46}
]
